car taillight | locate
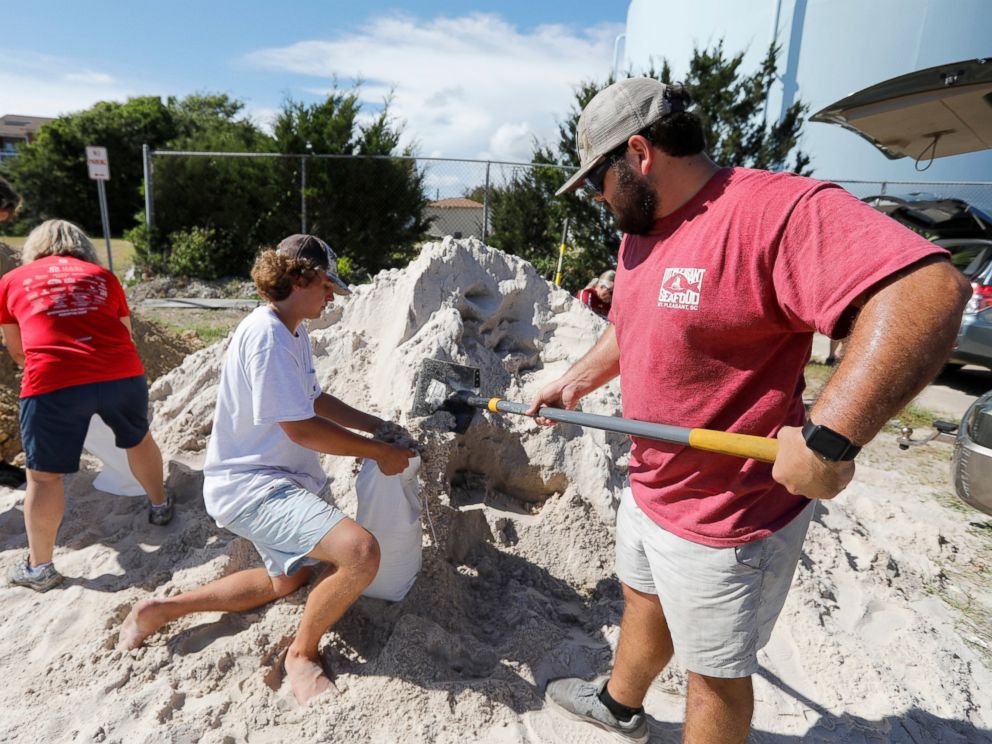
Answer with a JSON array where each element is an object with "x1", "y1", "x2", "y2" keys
[{"x1": 975, "y1": 284, "x2": 992, "y2": 312}]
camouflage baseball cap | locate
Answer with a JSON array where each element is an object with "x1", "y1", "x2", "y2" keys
[
  {"x1": 556, "y1": 78, "x2": 686, "y2": 197},
  {"x1": 276, "y1": 234, "x2": 351, "y2": 295}
]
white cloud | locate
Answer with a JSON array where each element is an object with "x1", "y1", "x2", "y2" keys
[
  {"x1": 245, "y1": 12, "x2": 622, "y2": 162},
  {"x1": 0, "y1": 52, "x2": 134, "y2": 116},
  {"x1": 244, "y1": 105, "x2": 282, "y2": 135},
  {"x1": 487, "y1": 122, "x2": 536, "y2": 163},
  {"x1": 62, "y1": 71, "x2": 116, "y2": 85}
]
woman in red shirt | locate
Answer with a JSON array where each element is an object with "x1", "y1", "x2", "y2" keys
[{"x1": 0, "y1": 220, "x2": 173, "y2": 592}]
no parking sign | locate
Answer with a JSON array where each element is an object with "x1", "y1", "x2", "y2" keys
[
  {"x1": 85, "y1": 145, "x2": 113, "y2": 270},
  {"x1": 85, "y1": 146, "x2": 110, "y2": 180}
]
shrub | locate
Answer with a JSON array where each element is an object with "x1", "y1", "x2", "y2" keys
[{"x1": 166, "y1": 227, "x2": 225, "y2": 279}]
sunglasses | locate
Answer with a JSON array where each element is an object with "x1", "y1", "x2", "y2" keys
[{"x1": 584, "y1": 143, "x2": 629, "y2": 195}]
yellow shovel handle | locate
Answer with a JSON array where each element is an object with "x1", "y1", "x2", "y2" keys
[{"x1": 688, "y1": 429, "x2": 779, "y2": 463}]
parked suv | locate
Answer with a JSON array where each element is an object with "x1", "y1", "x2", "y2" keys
[{"x1": 862, "y1": 195, "x2": 992, "y2": 369}]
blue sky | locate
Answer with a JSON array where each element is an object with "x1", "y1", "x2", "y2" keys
[{"x1": 2, "y1": 1, "x2": 628, "y2": 162}]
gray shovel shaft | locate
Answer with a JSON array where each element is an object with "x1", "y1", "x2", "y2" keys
[{"x1": 465, "y1": 395, "x2": 691, "y2": 445}]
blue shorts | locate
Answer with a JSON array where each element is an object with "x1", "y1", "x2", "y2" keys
[
  {"x1": 224, "y1": 481, "x2": 348, "y2": 577},
  {"x1": 20, "y1": 375, "x2": 149, "y2": 474}
]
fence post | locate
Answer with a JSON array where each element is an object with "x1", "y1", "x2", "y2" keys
[
  {"x1": 482, "y1": 161, "x2": 491, "y2": 241},
  {"x1": 142, "y1": 144, "x2": 154, "y2": 247},
  {"x1": 301, "y1": 155, "x2": 308, "y2": 234},
  {"x1": 880, "y1": 180, "x2": 887, "y2": 196}
]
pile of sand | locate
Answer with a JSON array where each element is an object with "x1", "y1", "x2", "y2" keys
[{"x1": 1, "y1": 238, "x2": 991, "y2": 742}]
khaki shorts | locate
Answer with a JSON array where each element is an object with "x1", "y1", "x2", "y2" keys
[{"x1": 615, "y1": 487, "x2": 814, "y2": 678}]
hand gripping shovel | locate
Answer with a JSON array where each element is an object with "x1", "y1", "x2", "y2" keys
[{"x1": 411, "y1": 359, "x2": 779, "y2": 463}]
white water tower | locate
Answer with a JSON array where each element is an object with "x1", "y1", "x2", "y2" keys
[{"x1": 621, "y1": 0, "x2": 992, "y2": 182}]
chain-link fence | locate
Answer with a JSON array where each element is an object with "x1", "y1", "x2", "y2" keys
[
  {"x1": 832, "y1": 179, "x2": 992, "y2": 215},
  {"x1": 143, "y1": 149, "x2": 576, "y2": 250},
  {"x1": 142, "y1": 148, "x2": 992, "y2": 261}
]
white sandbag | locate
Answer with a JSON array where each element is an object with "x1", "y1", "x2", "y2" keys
[
  {"x1": 356, "y1": 454, "x2": 423, "y2": 601},
  {"x1": 82, "y1": 415, "x2": 146, "y2": 497}
]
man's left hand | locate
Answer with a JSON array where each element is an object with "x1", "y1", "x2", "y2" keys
[{"x1": 772, "y1": 425, "x2": 854, "y2": 500}]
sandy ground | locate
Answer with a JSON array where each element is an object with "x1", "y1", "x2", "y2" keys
[{"x1": 1, "y1": 239, "x2": 991, "y2": 743}]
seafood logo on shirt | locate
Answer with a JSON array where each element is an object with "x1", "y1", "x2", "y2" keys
[{"x1": 657, "y1": 268, "x2": 705, "y2": 311}]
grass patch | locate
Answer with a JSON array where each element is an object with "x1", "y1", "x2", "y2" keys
[
  {"x1": 0, "y1": 234, "x2": 136, "y2": 279},
  {"x1": 139, "y1": 307, "x2": 244, "y2": 348},
  {"x1": 885, "y1": 402, "x2": 941, "y2": 433},
  {"x1": 804, "y1": 361, "x2": 833, "y2": 391},
  {"x1": 186, "y1": 323, "x2": 232, "y2": 346},
  {"x1": 150, "y1": 317, "x2": 232, "y2": 347},
  {"x1": 933, "y1": 488, "x2": 974, "y2": 514}
]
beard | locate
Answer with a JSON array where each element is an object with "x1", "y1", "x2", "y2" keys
[{"x1": 609, "y1": 160, "x2": 658, "y2": 235}]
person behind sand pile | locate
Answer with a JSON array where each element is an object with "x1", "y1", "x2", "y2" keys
[
  {"x1": 576, "y1": 269, "x2": 615, "y2": 318},
  {"x1": 0, "y1": 220, "x2": 174, "y2": 592},
  {"x1": 119, "y1": 234, "x2": 414, "y2": 706},
  {"x1": 0, "y1": 176, "x2": 22, "y2": 275},
  {"x1": 528, "y1": 78, "x2": 970, "y2": 743},
  {"x1": 0, "y1": 176, "x2": 19, "y2": 222}
]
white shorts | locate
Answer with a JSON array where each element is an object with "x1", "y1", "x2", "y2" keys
[{"x1": 615, "y1": 487, "x2": 814, "y2": 678}]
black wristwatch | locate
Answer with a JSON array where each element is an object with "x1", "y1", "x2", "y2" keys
[{"x1": 801, "y1": 421, "x2": 861, "y2": 462}]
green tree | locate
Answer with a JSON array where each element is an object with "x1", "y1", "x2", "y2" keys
[
  {"x1": 489, "y1": 43, "x2": 811, "y2": 292},
  {"x1": 131, "y1": 95, "x2": 281, "y2": 276},
  {"x1": 683, "y1": 43, "x2": 811, "y2": 174},
  {"x1": 1, "y1": 97, "x2": 178, "y2": 235},
  {"x1": 483, "y1": 148, "x2": 568, "y2": 278},
  {"x1": 272, "y1": 90, "x2": 431, "y2": 276}
]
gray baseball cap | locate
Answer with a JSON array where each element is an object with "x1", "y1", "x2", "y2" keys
[
  {"x1": 556, "y1": 78, "x2": 685, "y2": 197},
  {"x1": 276, "y1": 234, "x2": 351, "y2": 295}
]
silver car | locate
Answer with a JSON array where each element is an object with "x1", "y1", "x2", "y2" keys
[
  {"x1": 943, "y1": 238, "x2": 992, "y2": 369},
  {"x1": 952, "y1": 304, "x2": 992, "y2": 370},
  {"x1": 953, "y1": 390, "x2": 992, "y2": 515}
]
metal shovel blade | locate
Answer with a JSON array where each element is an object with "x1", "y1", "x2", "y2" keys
[{"x1": 411, "y1": 359, "x2": 481, "y2": 417}]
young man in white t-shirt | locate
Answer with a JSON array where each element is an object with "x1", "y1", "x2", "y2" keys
[{"x1": 118, "y1": 234, "x2": 414, "y2": 705}]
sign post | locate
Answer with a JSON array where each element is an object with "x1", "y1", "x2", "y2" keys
[{"x1": 85, "y1": 146, "x2": 113, "y2": 272}]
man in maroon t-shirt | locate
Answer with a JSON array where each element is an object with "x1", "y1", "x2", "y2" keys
[{"x1": 530, "y1": 78, "x2": 970, "y2": 743}]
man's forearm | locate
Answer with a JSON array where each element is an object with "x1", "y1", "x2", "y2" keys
[
  {"x1": 282, "y1": 415, "x2": 388, "y2": 459},
  {"x1": 811, "y1": 258, "x2": 971, "y2": 443},
  {"x1": 564, "y1": 324, "x2": 621, "y2": 394},
  {"x1": 313, "y1": 393, "x2": 381, "y2": 433}
]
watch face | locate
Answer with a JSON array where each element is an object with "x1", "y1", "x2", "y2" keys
[
  {"x1": 803, "y1": 422, "x2": 855, "y2": 461},
  {"x1": 816, "y1": 429, "x2": 849, "y2": 460}
]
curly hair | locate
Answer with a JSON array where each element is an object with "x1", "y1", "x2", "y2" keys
[
  {"x1": 251, "y1": 249, "x2": 322, "y2": 302},
  {"x1": 21, "y1": 219, "x2": 100, "y2": 264}
]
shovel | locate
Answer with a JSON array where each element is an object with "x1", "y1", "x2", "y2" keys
[{"x1": 411, "y1": 359, "x2": 779, "y2": 463}]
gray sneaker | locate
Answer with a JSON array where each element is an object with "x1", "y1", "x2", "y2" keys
[
  {"x1": 148, "y1": 493, "x2": 174, "y2": 526},
  {"x1": 545, "y1": 676, "x2": 648, "y2": 743},
  {"x1": 8, "y1": 558, "x2": 64, "y2": 592}
]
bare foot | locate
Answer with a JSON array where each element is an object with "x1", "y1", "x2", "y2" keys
[
  {"x1": 285, "y1": 648, "x2": 335, "y2": 706},
  {"x1": 117, "y1": 599, "x2": 169, "y2": 650}
]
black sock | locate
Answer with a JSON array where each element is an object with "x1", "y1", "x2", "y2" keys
[{"x1": 598, "y1": 680, "x2": 643, "y2": 722}]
